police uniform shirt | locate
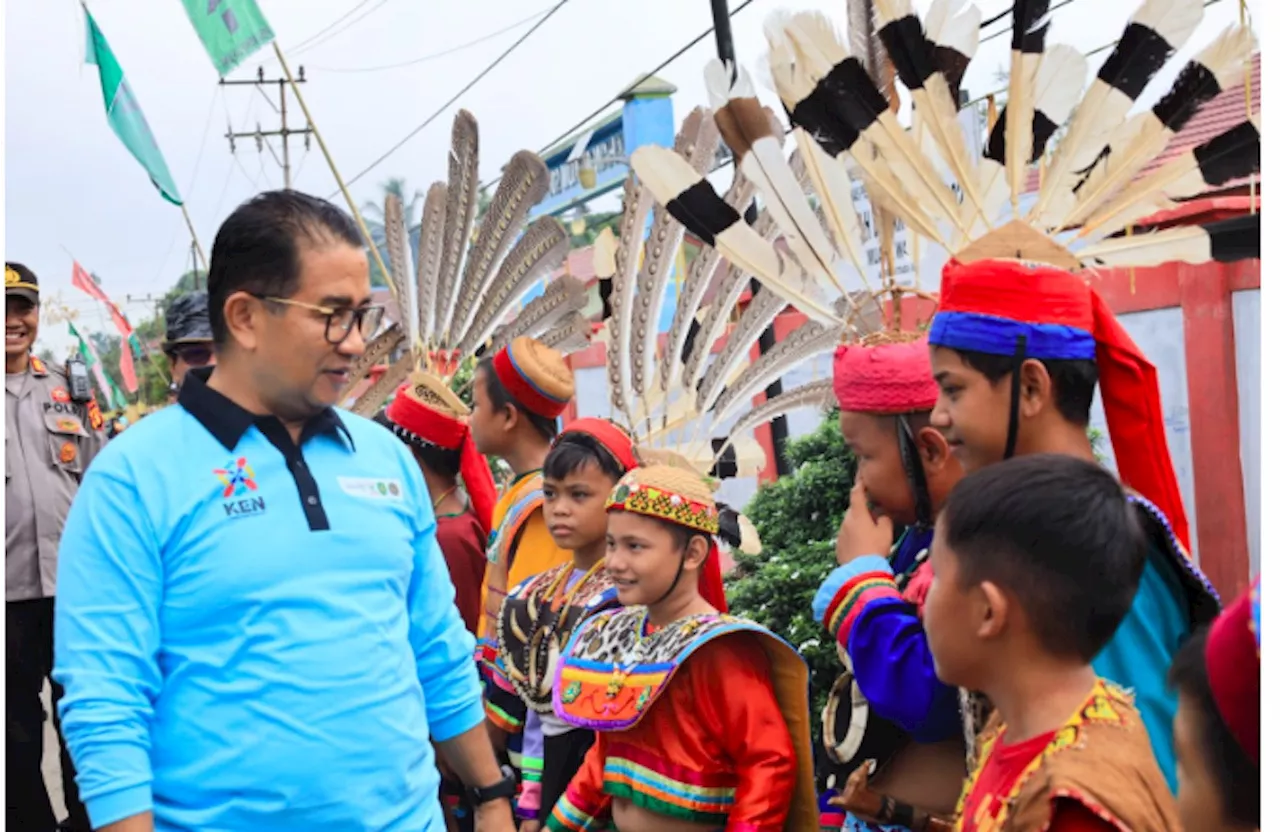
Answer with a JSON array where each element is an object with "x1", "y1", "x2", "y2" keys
[
  {"x1": 52, "y1": 367, "x2": 483, "y2": 831},
  {"x1": 5, "y1": 356, "x2": 106, "y2": 601}
]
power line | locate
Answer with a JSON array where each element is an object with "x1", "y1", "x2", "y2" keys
[
  {"x1": 285, "y1": 0, "x2": 376, "y2": 54},
  {"x1": 330, "y1": 0, "x2": 573, "y2": 197},
  {"x1": 291, "y1": 0, "x2": 397, "y2": 57},
  {"x1": 307, "y1": 6, "x2": 556, "y2": 74}
]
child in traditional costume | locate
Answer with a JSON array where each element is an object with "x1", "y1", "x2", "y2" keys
[
  {"x1": 487, "y1": 419, "x2": 638, "y2": 829},
  {"x1": 1168, "y1": 578, "x2": 1259, "y2": 832},
  {"x1": 470, "y1": 336, "x2": 576, "y2": 659},
  {"x1": 376, "y1": 375, "x2": 497, "y2": 633},
  {"x1": 546, "y1": 462, "x2": 818, "y2": 832},
  {"x1": 813, "y1": 335, "x2": 968, "y2": 832},
  {"x1": 925, "y1": 454, "x2": 1178, "y2": 832},
  {"x1": 631, "y1": 0, "x2": 1257, "y2": 799}
]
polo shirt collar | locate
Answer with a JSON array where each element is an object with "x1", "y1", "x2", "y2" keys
[{"x1": 179, "y1": 366, "x2": 354, "y2": 452}]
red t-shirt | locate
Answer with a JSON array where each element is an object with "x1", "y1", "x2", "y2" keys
[
  {"x1": 961, "y1": 730, "x2": 1118, "y2": 832},
  {"x1": 435, "y1": 510, "x2": 487, "y2": 633}
]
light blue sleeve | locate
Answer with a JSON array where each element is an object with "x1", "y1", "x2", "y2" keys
[
  {"x1": 405, "y1": 460, "x2": 485, "y2": 742},
  {"x1": 53, "y1": 457, "x2": 163, "y2": 829}
]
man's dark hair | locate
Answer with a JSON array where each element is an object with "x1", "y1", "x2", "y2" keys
[
  {"x1": 545, "y1": 433, "x2": 626, "y2": 482},
  {"x1": 939, "y1": 453, "x2": 1145, "y2": 662},
  {"x1": 207, "y1": 190, "x2": 363, "y2": 345},
  {"x1": 1168, "y1": 628, "x2": 1260, "y2": 827},
  {"x1": 475, "y1": 357, "x2": 559, "y2": 443},
  {"x1": 957, "y1": 351, "x2": 1098, "y2": 427},
  {"x1": 373, "y1": 411, "x2": 462, "y2": 479}
]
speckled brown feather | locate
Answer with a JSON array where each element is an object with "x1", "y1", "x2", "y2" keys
[
  {"x1": 541, "y1": 312, "x2": 594, "y2": 354},
  {"x1": 447, "y1": 150, "x2": 550, "y2": 344},
  {"x1": 606, "y1": 171, "x2": 651, "y2": 417},
  {"x1": 338, "y1": 324, "x2": 406, "y2": 402},
  {"x1": 434, "y1": 111, "x2": 480, "y2": 343},
  {"x1": 352, "y1": 351, "x2": 415, "y2": 417},
  {"x1": 415, "y1": 182, "x2": 447, "y2": 344},
  {"x1": 382, "y1": 192, "x2": 414, "y2": 336},
  {"x1": 488, "y1": 275, "x2": 588, "y2": 355},
  {"x1": 457, "y1": 215, "x2": 569, "y2": 357},
  {"x1": 713, "y1": 317, "x2": 846, "y2": 424},
  {"x1": 697, "y1": 286, "x2": 789, "y2": 412}
]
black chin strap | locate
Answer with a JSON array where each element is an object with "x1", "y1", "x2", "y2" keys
[
  {"x1": 1003, "y1": 335, "x2": 1028, "y2": 461},
  {"x1": 655, "y1": 547, "x2": 690, "y2": 608},
  {"x1": 896, "y1": 415, "x2": 932, "y2": 527}
]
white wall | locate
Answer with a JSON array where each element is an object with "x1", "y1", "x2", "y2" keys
[
  {"x1": 1233, "y1": 289, "x2": 1261, "y2": 577},
  {"x1": 1087, "y1": 306, "x2": 1198, "y2": 555}
]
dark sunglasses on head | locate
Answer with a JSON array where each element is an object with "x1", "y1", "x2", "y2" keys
[{"x1": 170, "y1": 346, "x2": 213, "y2": 367}]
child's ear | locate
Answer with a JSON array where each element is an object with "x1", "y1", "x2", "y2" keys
[
  {"x1": 499, "y1": 402, "x2": 520, "y2": 433},
  {"x1": 1020, "y1": 360, "x2": 1053, "y2": 419},
  {"x1": 915, "y1": 425, "x2": 950, "y2": 471},
  {"x1": 976, "y1": 580, "x2": 1009, "y2": 641},
  {"x1": 683, "y1": 535, "x2": 710, "y2": 572}
]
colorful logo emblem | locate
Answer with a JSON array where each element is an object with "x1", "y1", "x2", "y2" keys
[
  {"x1": 59, "y1": 441, "x2": 77, "y2": 464},
  {"x1": 50, "y1": 387, "x2": 71, "y2": 403},
  {"x1": 214, "y1": 457, "x2": 258, "y2": 499}
]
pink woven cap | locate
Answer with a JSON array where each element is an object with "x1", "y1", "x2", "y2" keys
[{"x1": 833, "y1": 338, "x2": 939, "y2": 414}]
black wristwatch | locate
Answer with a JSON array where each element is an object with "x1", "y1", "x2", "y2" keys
[{"x1": 466, "y1": 765, "x2": 517, "y2": 807}]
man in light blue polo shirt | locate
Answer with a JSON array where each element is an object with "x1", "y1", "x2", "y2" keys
[{"x1": 54, "y1": 191, "x2": 518, "y2": 832}]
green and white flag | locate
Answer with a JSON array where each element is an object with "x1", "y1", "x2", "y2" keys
[
  {"x1": 179, "y1": 0, "x2": 275, "y2": 77},
  {"x1": 68, "y1": 321, "x2": 129, "y2": 410},
  {"x1": 83, "y1": 7, "x2": 184, "y2": 206}
]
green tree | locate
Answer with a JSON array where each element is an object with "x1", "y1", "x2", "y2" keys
[{"x1": 727, "y1": 410, "x2": 854, "y2": 744}]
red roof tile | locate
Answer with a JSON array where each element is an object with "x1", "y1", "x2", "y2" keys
[{"x1": 1024, "y1": 52, "x2": 1261, "y2": 195}]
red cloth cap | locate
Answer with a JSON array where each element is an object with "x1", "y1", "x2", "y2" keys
[
  {"x1": 553, "y1": 418, "x2": 638, "y2": 473},
  {"x1": 832, "y1": 339, "x2": 938, "y2": 414},
  {"x1": 493, "y1": 337, "x2": 574, "y2": 419},
  {"x1": 386, "y1": 384, "x2": 498, "y2": 539},
  {"x1": 934, "y1": 258, "x2": 1191, "y2": 551},
  {"x1": 1205, "y1": 577, "x2": 1260, "y2": 765}
]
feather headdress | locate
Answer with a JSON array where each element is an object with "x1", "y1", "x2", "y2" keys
[{"x1": 342, "y1": 110, "x2": 585, "y2": 416}]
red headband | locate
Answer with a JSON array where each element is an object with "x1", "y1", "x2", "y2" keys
[
  {"x1": 934, "y1": 259, "x2": 1190, "y2": 550},
  {"x1": 832, "y1": 339, "x2": 938, "y2": 414},
  {"x1": 494, "y1": 344, "x2": 571, "y2": 419},
  {"x1": 553, "y1": 418, "x2": 638, "y2": 473},
  {"x1": 1205, "y1": 577, "x2": 1260, "y2": 765},
  {"x1": 386, "y1": 385, "x2": 497, "y2": 538}
]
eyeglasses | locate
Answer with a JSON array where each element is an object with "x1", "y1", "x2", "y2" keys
[
  {"x1": 253, "y1": 295, "x2": 386, "y2": 345},
  {"x1": 169, "y1": 345, "x2": 213, "y2": 367}
]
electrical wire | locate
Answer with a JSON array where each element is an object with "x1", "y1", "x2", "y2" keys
[
  {"x1": 330, "y1": 0, "x2": 573, "y2": 197},
  {"x1": 308, "y1": 6, "x2": 556, "y2": 74},
  {"x1": 291, "y1": 0, "x2": 397, "y2": 57},
  {"x1": 285, "y1": 0, "x2": 376, "y2": 54}
]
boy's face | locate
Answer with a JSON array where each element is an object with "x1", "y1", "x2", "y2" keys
[
  {"x1": 1173, "y1": 695, "x2": 1243, "y2": 831},
  {"x1": 929, "y1": 346, "x2": 1011, "y2": 473},
  {"x1": 468, "y1": 365, "x2": 510, "y2": 457},
  {"x1": 922, "y1": 516, "x2": 990, "y2": 690},
  {"x1": 839, "y1": 410, "x2": 916, "y2": 526},
  {"x1": 605, "y1": 511, "x2": 698, "y2": 607},
  {"x1": 543, "y1": 461, "x2": 615, "y2": 552}
]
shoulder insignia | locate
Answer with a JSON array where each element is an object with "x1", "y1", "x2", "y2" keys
[
  {"x1": 29, "y1": 356, "x2": 48, "y2": 376},
  {"x1": 87, "y1": 398, "x2": 104, "y2": 431}
]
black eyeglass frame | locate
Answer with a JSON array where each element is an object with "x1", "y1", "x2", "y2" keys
[{"x1": 251, "y1": 293, "x2": 386, "y2": 345}]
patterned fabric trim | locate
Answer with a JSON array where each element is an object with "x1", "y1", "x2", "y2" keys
[
  {"x1": 601, "y1": 744, "x2": 736, "y2": 824},
  {"x1": 498, "y1": 564, "x2": 619, "y2": 714},
  {"x1": 485, "y1": 699, "x2": 523, "y2": 733},
  {"x1": 606, "y1": 480, "x2": 718, "y2": 535},
  {"x1": 546, "y1": 792, "x2": 608, "y2": 832},
  {"x1": 1127, "y1": 492, "x2": 1220, "y2": 628},
  {"x1": 553, "y1": 607, "x2": 792, "y2": 732},
  {"x1": 823, "y1": 571, "x2": 902, "y2": 646},
  {"x1": 955, "y1": 679, "x2": 1134, "y2": 829},
  {"x1": 1049, "y1": 787, "x2": 1134, "y2": 832},
  {"x1": 488, "y1": 475, "x2": 545, "y2": 567}
]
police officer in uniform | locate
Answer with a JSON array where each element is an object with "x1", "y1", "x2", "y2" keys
[
  {"x1": 162, "y1": 290, "x2": 215, "y2": 392},
  {"x1": 6, "y1": 262, "x2": 102, "y2": 831}
]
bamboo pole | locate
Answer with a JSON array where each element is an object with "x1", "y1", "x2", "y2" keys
[
  {"x1": 271, "y1": 42, "x2": 396, "y2": 300},
  {"x1": 180, "y1": 204, "x2": 209, "y2": 274}
]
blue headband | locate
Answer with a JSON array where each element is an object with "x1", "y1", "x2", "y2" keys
[{"x1": 928, "y1": 311, "x2": 1097, "y2": 361}]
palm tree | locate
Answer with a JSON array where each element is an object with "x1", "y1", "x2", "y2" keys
[{"x1": 363, "y1": 177, "x2": 425, "y2": 225}]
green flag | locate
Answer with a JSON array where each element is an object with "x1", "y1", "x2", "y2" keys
[
  {"x1": 83, "y1": 7, "x2": 183, "y2": 206},
  {"x1": 179, "y1": 0, "x2": 275, "y2": 77},
  {"x1": 68, "y1": 322, "x2": 129, "y2": 410}
]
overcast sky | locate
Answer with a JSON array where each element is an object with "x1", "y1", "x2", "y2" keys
[{"x1": 4, "y1": 0, "x2": 1261, "y2": 355}]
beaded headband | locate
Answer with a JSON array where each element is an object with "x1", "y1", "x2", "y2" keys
[{"x1": 606, "y1": 472, "x2": 719, "y2": 537}]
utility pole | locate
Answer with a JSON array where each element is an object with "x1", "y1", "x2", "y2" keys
[{"x1": 221, "y1": 65, "x2": 313, "y2": 190}]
